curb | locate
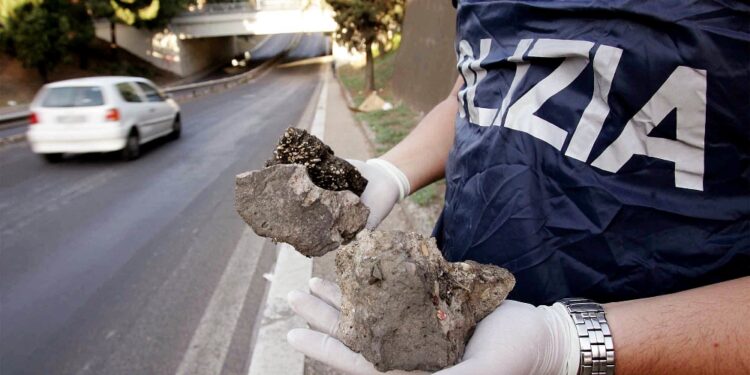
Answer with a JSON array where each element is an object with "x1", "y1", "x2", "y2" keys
[
  {"x1": 332, "y1": 73, "x2": 421, "y2": 234},
  {"x1": 246, "y1": 65, "x2": 328, "y2": 375}
]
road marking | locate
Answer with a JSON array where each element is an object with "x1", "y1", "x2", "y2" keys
[
  {"x1": 247, "y1": 67, "x2": 328, "y2": 375},
  {"x1": 310, "y1": 72, "x2": 328, "y2": 139},
  {"x1": 246, "y1": 244, "x2": 312, "y2": 375},
  {"x1": 175, "y1": 227, "x2": 265, "y2": 375}
]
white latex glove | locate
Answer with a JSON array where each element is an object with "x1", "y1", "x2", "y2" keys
[
  {"x1": 347, "y1": 159, "x2": 410, "y2": 230},
  {"x1": 287, "y1": 278, "x2": 427, "y2": 375},
  {"x1": 288, "y1": 278, "x2": 580, "y2": 375}
]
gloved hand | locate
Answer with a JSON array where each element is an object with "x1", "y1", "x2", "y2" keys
[
  {"x1": 347, "y1": 159, "x2": 410, "y2": 230},
  {"x1": 288, "y1": 278, "x2": 580, "y2": 375}
]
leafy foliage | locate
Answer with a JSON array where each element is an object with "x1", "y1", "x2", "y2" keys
[
  {"x1": 1, "y1": 0, "x2": 94, "y2": 81},
  {"x1": 0, "y1": 0, "x2": 193, "y2": 80},
  {"x1": 85, "y1": 0, "x2": 115, "y2": 19},
  {"x1": 327, "y1": 0, "x2": 404, "y2": 50},
  {"x1": 85, "y1": 0, "x2": 192, "y2": 29},
  {"x1": 111, "y1": 0, "x2": 193, "y2": 29},
  {"x1": 327, "y1": 0, "x2": 405, "y2": 91}
]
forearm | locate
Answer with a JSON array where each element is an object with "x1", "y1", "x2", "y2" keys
[
  {"x1": 380, "y1": 78, "x2": 461, "y2": 192},
  {"x1": 604, "y1": 277, "x2": 750, "y2": 374}
]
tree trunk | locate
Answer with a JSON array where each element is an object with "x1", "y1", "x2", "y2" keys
[
  {"x1": 110, "y1": 20, "x2": 118, "y2": 48},
  {"x1": 110, "y1": 20, "x2": 119, "y2": 59},
  {"x1": 365, "y1": 39, "x2": 375, "y2": 93}
]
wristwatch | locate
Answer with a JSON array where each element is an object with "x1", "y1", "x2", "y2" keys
[{"x1": 558, "y1": 298, "x2": 615, "y2": 375}]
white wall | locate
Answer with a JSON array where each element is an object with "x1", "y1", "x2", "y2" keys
[{"x1": 94, "y1": 20, "x2": 237, "y2": 77}]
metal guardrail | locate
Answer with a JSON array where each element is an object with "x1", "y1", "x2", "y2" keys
[
  {"x1": 181, "y1": 2, "x2": 257, "y2": 16},
  {"x1": 179, "y1": 0, "x2": 306, "y2": 16},
  {"x1": 257, "y1": 0, "x2": 307, "y2": 10},
  {"x1": 0, "y1": 109, "x2": 30, "y2": 125},
  {"x1": 165, "y1": 56, "x2": 280, "y2": 101}
]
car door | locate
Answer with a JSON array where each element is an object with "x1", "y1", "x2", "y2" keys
[
  {"x1": 136, "y1": 82, "x2": 174, "y2": 136},
  {"x1": 115, "y1": 82, "x2": 156, "y2": 140}
]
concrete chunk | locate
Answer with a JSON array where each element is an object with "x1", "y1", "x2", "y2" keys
[
  {"x1": 235, "y1": 164, "x2": 369, "y2": 257},
  {"x1": 336, "y1": 230, "x2": 515, "y2": 371}
]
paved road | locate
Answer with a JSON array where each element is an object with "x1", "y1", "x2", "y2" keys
[
  {"x1": 0, "y1": 60, "x2": 324, "y2": 373},
  {"x1": 185, "y1": 33, "x2": 328, "y2": 83},
  {"x1": 185, "y1": 34, "x2": 299, "y2": 83}
]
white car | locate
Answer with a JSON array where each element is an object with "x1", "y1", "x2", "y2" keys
[{"x1": 26, "y1": 76, "x2": 181, "y2": 162}]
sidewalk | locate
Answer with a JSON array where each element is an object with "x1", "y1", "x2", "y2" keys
[
  {"x1": 246, "y1": 63, "x2": 416, "y2": 375},
  {"x1": 304, "y1": 67, "x2": 415, "y2": 375}
]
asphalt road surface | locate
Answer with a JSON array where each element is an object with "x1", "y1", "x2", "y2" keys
[
  {"x1": 0, "y1": 51, "x2": 326, "y2": 374},
  {"x1": 186, "y1": 34, "x2": 299, "y2": 83}
]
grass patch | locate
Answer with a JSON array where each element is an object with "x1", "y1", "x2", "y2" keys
[
  {"x1": 338, "y1": 49, "x2": 419, "y2": 155},
  {"x1": 410, "y1": 182, "x2": 440, "y2": 207},
  {"x1": 356, "y1": 103, "x2": 416, "y2": 155},
  {"x1": 337, "y1": 48, "x2": 444, "y2": 208},
  {"x1": 338, "y1": 50, "x2": 398, "y2": 107}
]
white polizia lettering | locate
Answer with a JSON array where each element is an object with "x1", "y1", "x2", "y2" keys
[
  {"x1": 456, "y1": 38, "x2": 707, "y2": 191},
  {"x1": 565, "y1": 45, "x2": 623, "y2": 162},
  {"x1": 591, "y1": 66, "x2": 707, "y2": 191},
  {"x1": 457, "y1": 39, "x2": 493, "y2": 126},
  {"x1": 503, "y1": 39, "x2": 595, "y2": 150}
]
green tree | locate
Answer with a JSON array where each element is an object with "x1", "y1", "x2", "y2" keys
[
  {"x1": 2, "y1": 0, "x2": 94, "y2": 81},
  {"x1": 84, "y1": 0, "x2": 117, "y2": 48},
  {"x1": 110, "y1": 0, "x2": 192, "y2": 28},
  {"x1": 327, "y1": 0, "x2": 405, "y2": 92},
  {"x1": 86, "y1": 0, "x2": 192, "y2": 52}
]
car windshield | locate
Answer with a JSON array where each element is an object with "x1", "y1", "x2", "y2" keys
[{"x1": 41, "y1": 86, "x2": 105, "y2": 107}]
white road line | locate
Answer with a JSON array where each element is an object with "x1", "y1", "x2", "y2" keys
[
  {"x1": 246, "y1": 244, "x2": 312, "y2": 375},
  {"x1": 247, "y1": 67, "x2": 329, "y2": 375},
  {"x1": 310, "y1": 71, "x2": 328, "y2": 139},
  {"x1": 175, "y1": 227, "x2": 265, "y2": 375}
]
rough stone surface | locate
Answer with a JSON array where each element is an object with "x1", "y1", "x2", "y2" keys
[
  {"x1": 235, "y1": 164, "x2": 369, "y2": 257},
  {"x1": 336, "y1": 230, "x2": 515, "y2": 372},
  {"x1": 266, "y1": 128, "x2": 368, "y2": 196}
]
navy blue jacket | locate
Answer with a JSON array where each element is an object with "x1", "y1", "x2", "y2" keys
[{"x1": 435, "y1": 0, "x2": 750, "y2": 305}]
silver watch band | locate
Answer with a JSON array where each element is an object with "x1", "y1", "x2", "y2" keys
[{"x1": 558, "y1": 298, "x2": 615, "y2": 375}]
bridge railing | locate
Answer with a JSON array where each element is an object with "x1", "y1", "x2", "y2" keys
[
  {"x1": 180, "y1": 0, "x2": 307, "y2": 16},
  {"x1": 182, "y1": 2, "x2": 256, "y2": 16},
  {"x1": 257, "y1": 0, "x2": 307, "y2": 10}
]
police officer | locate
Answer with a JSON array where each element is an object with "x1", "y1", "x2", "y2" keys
[{"x1": 287, "y1": 1, "x2": 750, "y2": 373}]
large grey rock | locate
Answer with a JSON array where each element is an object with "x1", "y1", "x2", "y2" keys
[
  {"x1": 336, "y1": 230, "x2": 515, "y2": 372},
  {"x1": 235, "y1": 164, "x2": 369, "y2": 257}
]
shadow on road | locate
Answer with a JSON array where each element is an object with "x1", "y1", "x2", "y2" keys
[{"x1": 50, "y1": 136, "x2": 179, "y2": 164}]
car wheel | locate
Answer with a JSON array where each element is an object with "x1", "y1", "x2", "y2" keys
[
  {"x1": 42, "y1": 153, "x2": 64, "y2": 163},
  {"x1": 169, "y1": 116, "x2": 181, "y2": 140},
  {"x1": 121, "y1": 130, "x2": 140, "y2": 161}
]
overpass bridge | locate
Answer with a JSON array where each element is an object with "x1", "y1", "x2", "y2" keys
[
  {"x1": 173, "y1": 1, "x2": 336, "y2": 39},
  {"x1": 94, "y1": 0, "x2": 337, "y2": 77}
]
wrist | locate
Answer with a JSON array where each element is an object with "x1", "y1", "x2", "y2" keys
[
  {"x1": 557, "y1": 298, "x2": 615, "y2": 375},
  {"x1": 533, "y1": 303, "x2": 580, "y2": 375},
  {"x1": 551, "y1": 303, "x2": 582, "y2": 375},
  {"x1": 366, "y1": 158, "x2": 411, "y2": 200}
]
